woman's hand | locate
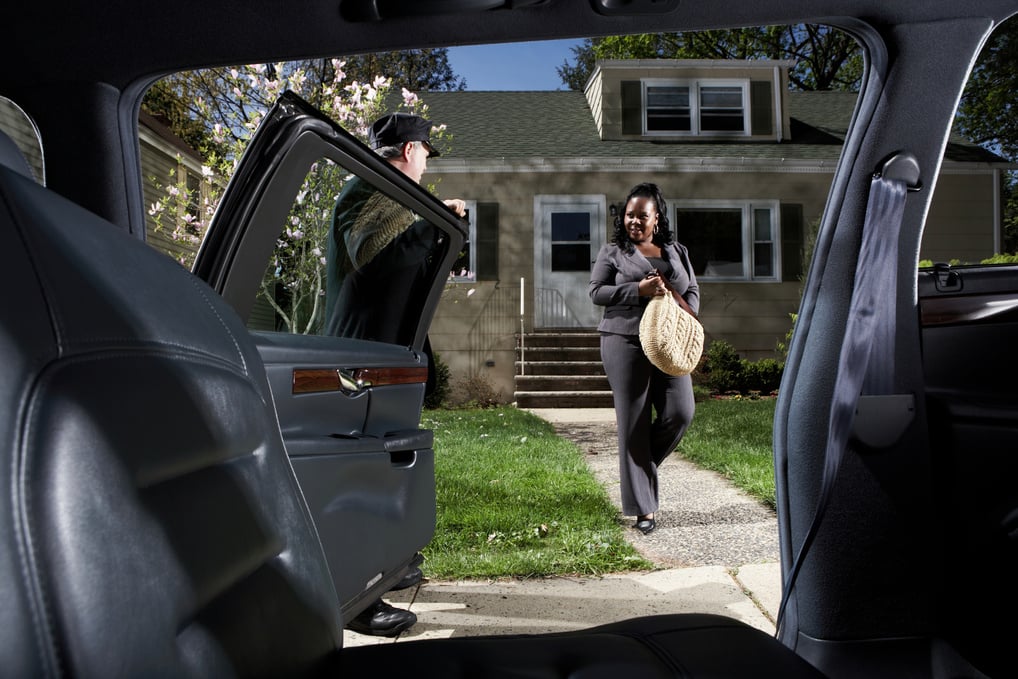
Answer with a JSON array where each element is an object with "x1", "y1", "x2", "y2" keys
[
  {"x1": 644, "y1": 270, "x2": 697, "y2": 318},
  {"x1": 640, "y1": 270, "x2": 669, "y2": 297}
]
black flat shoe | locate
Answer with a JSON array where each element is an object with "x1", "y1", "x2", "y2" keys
[
  {"x1": 635, "y1": 517, "x2": 656, "y2": 535},
  {"x1": 345, "y1": 599, "x2": 417, "y2": 637}
]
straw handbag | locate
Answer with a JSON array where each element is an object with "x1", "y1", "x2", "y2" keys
[{"x1": 639, "y1": 294, "x2": 704, "y2": 376}]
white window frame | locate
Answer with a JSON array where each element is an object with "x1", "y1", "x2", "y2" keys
[
  {"x1": 643, "y1": 78, "x2": 750, "y2": 137},
  {"x1": 448, "y1": 199, "x2": 477, "y2": 283},
  {"x1": 670, "y1": 199, "x2": 781, "y2": 281}
]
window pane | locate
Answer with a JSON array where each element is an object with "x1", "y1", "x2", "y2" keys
[
  {"x1": 451, "y1": 242, "x2": 471, "y2": 278},
  {"x1": 647, "y1": 85, "x2": 691, "y2": 132},
  {"x1": 551, "y1": 243, "x2": 591, "y2": 272},
  {"x1": 648, "y1": 112, "x2": 692, "y2": 131},
  {"x1": 244, "y1": 155, "x2": 452, "y2": 344},
  {"x1": 754, "y1": 208, "x2": 772, "y2": 241},
  {"x1": 754, "y1": 243, "x2": 774, "y2": 277},
  {"x1": 551, "y1": 212, "x2": 590, "y2": 241},
  {"x1": 700, "y1": 86, "x2": 743, "y2": 108},
  {"x1": 700, "y1": 86, "x2": 744, "y2": 132},
  {"x1": 677, "y1": 208, "x2": 744, "y2": 277},
  {"x1": 648, "y1": 86, "x2": 689, "y2": 108}
]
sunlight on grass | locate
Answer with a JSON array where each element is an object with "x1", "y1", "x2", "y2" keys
[{"x1": 421, "y1": 407, "x2": 653, "y2": 579}]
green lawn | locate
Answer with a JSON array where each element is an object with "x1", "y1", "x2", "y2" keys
[
  {"x1": 421, "y1": 398, "x2": 777, "y2": 579},
  {"x1": 421, "y1": 407, "x2": 653, "y2": 578}
]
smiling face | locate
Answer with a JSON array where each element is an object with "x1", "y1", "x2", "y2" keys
[{"x1": 624, "y1": 195, "x2": 659, "y2": 245}]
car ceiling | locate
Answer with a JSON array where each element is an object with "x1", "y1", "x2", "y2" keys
[{"x1": 4, "y1": 0, "x2": 1018, "y2": 91}]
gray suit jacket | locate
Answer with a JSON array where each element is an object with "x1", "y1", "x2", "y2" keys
[{"x1": 589, "y1": 241, "x2": 699, "y2": 336}]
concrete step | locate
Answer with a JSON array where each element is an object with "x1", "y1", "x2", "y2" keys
[
  {"x1": 518, "y1": 332, "x2": 601, "y2": 349},
  {"x1": 516, "y1": 347, "x2": 602, "y2": 362},
  {"x1": 516, "y1": 360, "x2": 605, "y2": 376},
  {"x1": 515, "y1": 375, "x2": 610, "y2": 391},
  {"x1": 515, "y1": 391, "x2": 615, "y2": 409}
]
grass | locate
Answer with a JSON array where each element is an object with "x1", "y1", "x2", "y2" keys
[
  {"x1": 678, "y1": 396, "x2": 778, "y2": 508},
  {"x1": 420, "y1": 398, "x2": 777, "y2": 579},
  {"x1": 421, "y1": 407, "x2": 653, "y2": 578}
]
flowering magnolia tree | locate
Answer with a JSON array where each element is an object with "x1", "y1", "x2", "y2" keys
[{"x1": 148, "y1": 60, "x2": 444, "y2": 334}]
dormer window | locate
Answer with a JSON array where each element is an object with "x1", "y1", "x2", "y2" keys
[{"x1": 644, "y1": 79, "x2": 749, "y2": 136}]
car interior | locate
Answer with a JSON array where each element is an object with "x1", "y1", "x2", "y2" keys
[{"x1": 2, "y1": 1, "x2": 1017, "y2": 677}]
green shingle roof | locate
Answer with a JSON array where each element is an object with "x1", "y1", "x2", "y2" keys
[{"x1": 418, "y1": 89, "x2": 1003, "y2": 164}]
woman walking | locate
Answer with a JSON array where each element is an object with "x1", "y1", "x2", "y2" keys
[{"x1": 589, "y1": 182, "x2": 699, "y2": 535}]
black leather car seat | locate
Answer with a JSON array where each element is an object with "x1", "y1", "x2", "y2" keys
[{"x1": 0, "y1": 129, "x2": 824, "y2": 677}]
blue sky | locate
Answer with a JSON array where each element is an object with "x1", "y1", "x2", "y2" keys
[{"x1": 445, "y1": 39, "x2": 585, "y2": 91}]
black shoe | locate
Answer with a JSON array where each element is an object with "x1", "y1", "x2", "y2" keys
[
  {"x1": 389, "y1": 565, "x2": 423, "y2": 591},
  {"x1": 635, "y1": 517, "x2": 656, "y2": 535},
  {"x1": 346, "y1": 599, "x2": 417, "y2": 637}
]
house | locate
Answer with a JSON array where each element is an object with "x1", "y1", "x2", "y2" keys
[
  {"x1": 131, "y1": 59, "x2": 1009, "y2": 405},
  {"x1": 417, "y1": 59, "x2": 1010, "y2": 400}
]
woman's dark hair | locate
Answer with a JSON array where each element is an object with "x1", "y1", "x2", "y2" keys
[{"x1": 611, "y1": 182, "x2": 674, "y2": 252}]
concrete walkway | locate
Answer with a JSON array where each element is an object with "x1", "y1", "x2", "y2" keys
[{"x1": 344, "y1": 407, "x2": 783, "y2": 648}]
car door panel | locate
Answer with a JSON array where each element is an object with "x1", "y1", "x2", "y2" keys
[
  {"x1": 194, "y1": 92, "x2": 464, "y2": 618},
  {"x1": 918, "y1": 264, "x2": 1018, "y2": 669},
  {"x1": 253, "y1": 323, "x2": 436, "y2": 617}
]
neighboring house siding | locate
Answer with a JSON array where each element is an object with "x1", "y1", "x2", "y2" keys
[{"x1": 139, "y1": 115, "x2": 206, "y2": 265}]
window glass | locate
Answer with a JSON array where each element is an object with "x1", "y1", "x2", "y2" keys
[
  {"x1": 646, "y1": 85, "x2": 691, "y2": 132},
  {"x1": 449, "y1": 202, "x2": 476, "y2": 281},
  {"x1": 0, "y1": 97, "x2": 44, "y2": 183},
  {"x1": 644, "y1": 80, "x2": 747, "y2": 135},
  {"x1": 753, "y1": 207, "x2": 775, "y2": 277},
  {"x1": 237, "y1": 154, "x2": 451, "y2": 344},
  {"x1": 550, "y1": 211, "x2": 592, "y2": 273},
  {"x1": 677, "y1": 202, "x2": 778, "y2": 280},
  {"x1": 699, "y1": 85, "x2": 745, "y2": 132},
  {"x1": 551, "y1": 211, "x2": 591, "y2": 241},
  {"x1": 679, "y1": 207, "x2": 744, "y2": 277}
]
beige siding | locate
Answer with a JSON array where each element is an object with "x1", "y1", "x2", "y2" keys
[{"x1": 921, "y1": 170, "x2": 998, "y2": 263}]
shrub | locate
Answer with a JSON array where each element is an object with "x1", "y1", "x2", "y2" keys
[
  {"x1": 701, "y1": 340, "x2": 743, "y2": 394},
  {"x1": 741, "y1": 358, "x2": 783, "y2": 394},
  {"x1": 980, "y1": 252, "x2": 1018, "y2": 264},
  {"x1": 423, "y1": 351, "x2": 451, "y2": 410},
  {"x1": 452, "y1": 373, "x2": 502, "y2": 408},
  {"x1": 700, "y1": 339, "x2": 784, "y2": 396}
]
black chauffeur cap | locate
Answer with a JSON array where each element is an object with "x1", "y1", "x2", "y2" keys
[{"x1": 369, "y1": 113, "x2": 440, "y2": 157}]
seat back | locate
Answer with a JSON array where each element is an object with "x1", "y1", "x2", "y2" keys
[{"x1": 0, "y1": 132, "x2": 343, "y2": 676}]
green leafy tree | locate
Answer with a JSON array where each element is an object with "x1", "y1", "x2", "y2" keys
[
  {"x1": 956, "y1": 18, "x2": 1018, "y2": 252},
  {"x1": 147, "y1": 61, "x2": 441, "y2": 334},
  {"x1": 558, "y1": 25, "x2": 862, "y2": 92}
]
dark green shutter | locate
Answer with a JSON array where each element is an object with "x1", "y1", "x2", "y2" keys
[
  {"x1": 621, "y1": 80, "x2": 643, "y2": 135},
  {"x1": 750, "y1": 80, "x2": 773, "y2": 136},
  {"x1": 475, "y1": 202, "x2": 498, "y2": 281},
  {"x1": 781, "y1": 203, "x2": 804, "y2": 282}
]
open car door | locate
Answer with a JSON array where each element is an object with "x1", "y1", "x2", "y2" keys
[{"x1": 192, "y1": 91, "x2": 466, "y2": 621}]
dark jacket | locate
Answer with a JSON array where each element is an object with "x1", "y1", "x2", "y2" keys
[{"x1": 589, "y1": 241, "x2": 699, "y2": 336}]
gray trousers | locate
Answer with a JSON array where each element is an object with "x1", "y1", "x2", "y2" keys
[{"x1": 600, "y1": 332, "x2": 695, "y2": 517}]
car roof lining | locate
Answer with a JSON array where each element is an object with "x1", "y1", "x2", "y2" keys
[{"x1": 4, "y1": 1, "x2": 1018, "y2": 90}]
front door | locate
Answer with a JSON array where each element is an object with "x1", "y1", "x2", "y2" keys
[{"x1": 533, "y1": 194, "x2": 606, "y2": 328}]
